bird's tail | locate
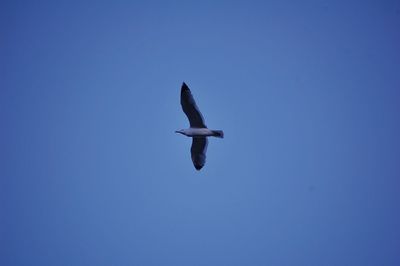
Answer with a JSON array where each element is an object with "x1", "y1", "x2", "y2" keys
[{"x1": 212, "y1": 130, "x2": 224, "y2": 138}]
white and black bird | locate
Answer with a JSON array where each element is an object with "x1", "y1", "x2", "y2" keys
[{"x1": 176, "y1": 82, "x2": 224, "y2": 170}]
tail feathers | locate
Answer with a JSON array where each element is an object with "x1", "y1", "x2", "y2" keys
[{"x1": 212, "y1": 130, "x2": 224, "y2": 138}]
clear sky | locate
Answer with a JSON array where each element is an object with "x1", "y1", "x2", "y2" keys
[{"x1": 1, "y1": 1, "x2": 400, "y2": 265}]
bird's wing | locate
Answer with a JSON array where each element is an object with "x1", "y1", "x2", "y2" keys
[
  {"x1": 191, "y1": 137, "x2": 208, "y2": 170},
  {"x1": 181, "y1": 83, "x2": 207, "y2": 128}
]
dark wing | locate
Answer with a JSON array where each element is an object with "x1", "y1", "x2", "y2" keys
[
  {"x1": 181, "y1": 82, "x2": 207, "y2": 128},
  {"x1": 191, "y1": 137, "x2": 208, "y2": 170}
]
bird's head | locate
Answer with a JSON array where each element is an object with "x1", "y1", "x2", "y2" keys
[{"x1": 175, "y1": 129, "x2": 185, "y2": 135}]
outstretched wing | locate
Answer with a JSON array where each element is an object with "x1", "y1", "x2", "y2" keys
[
  {"x1": 181, "y1": 82, "x2": 207, "y2": 128},
  {"x1": 191, "y1": 137, "x2": 208, "y2": 170}
]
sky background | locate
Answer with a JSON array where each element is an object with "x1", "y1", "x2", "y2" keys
[{"x1": 1, "y1": 1, "x2": 400, "y2": 265}]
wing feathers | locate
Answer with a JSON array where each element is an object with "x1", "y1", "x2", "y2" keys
[
  {"x1": 181, "y1": 83, "x2": 207, "y2": 128},
  {"x1": 191, "y1": 137, "x2": 208, "y2": 170}
]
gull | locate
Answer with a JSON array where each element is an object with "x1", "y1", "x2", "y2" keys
[{"x1": 175, "y1": 82, "x2": 224, "y2": 170}]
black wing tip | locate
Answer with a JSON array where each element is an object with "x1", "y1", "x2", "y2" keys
[
  {"x1": 194, "y1": 164, "x2": 204, "y2": 170},
  {"x1": 181, "y1": 82, "x2": 190, "y2": 91}
]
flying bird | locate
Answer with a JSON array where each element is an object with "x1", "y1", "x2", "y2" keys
[{"x1": 176, "y1": 82, "x2": 224, "y2": 170}]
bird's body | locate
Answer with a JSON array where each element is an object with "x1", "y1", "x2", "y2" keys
[
  {"x1": 175, "y1": 128, "x2": 224, "y2": 138},
  {"x1": 176, "y1": 82, "x2": 223, "y2": 170}
]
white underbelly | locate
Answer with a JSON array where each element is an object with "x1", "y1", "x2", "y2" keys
[{"x1": 186, "y1": 128, "x2": 214, "y2": 136}]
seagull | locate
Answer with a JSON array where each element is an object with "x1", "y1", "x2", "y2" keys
[{"x1": 176, "y1": 82, "x2": 224, "y2": 170}]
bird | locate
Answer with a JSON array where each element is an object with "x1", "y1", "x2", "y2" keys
[{"x1": 175, "y1": 82, "x2": 224, "y2": 170}]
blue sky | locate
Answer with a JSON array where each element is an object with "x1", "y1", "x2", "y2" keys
[{"x1": 1, "y1": 1, "x2": 400, "y2": 265}]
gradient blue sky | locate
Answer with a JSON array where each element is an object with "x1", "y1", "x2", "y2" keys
[{"x1": 1, "y1": 1, "x2": 400, "y2": 265}]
